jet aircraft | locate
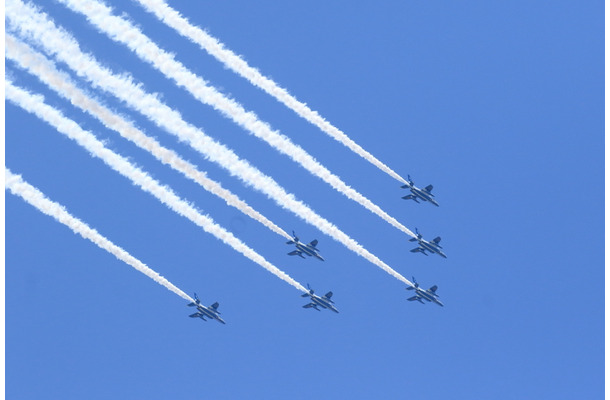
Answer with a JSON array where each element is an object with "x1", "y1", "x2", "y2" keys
[
  {"x1": 301, "y1": 284, "x2": 338, "y2": 313},
  {"x1": 286, "y1": 231, "x2": 324, "y2": 261},
  {"x1": 406, "y1": 277, "x2": 444, "y2": 307},
  {"x1": 187, "y1": 293, "x2": 226, "y2": 324},
  {"x1": 400, "y1": 175, "x2": 439, "y2": 207},
  {"x1": 409, "y1": 228, "x2": 447, "y2": 258}
]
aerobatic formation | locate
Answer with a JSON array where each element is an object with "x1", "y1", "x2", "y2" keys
[{"x1": 5, "y1": 0, "x2": 449, "y2": 326}]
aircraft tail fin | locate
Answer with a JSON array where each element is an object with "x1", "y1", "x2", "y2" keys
[{"x1": 188, "y1": 293, "x2": 201, "y2": 307}]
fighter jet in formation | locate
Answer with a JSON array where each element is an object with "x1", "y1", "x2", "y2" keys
[
  {"x1": 301, "y1": 284, "x2": 338, "y2": 313},
  {"x1": 409, "y1": 228, "x2": 447, "y2": 258},
  {"x1": 406, "y1": 277, "x2": 444, "y2": 307},
  {"x1": 286, "y1": 231, "x2": 324, "y2": 261},
  {"x1": 400, "y1": 175, "x2": 439, "y2": 207},
  {"x1": 187, "y1": 293, "x2": 226, "y2": 324}
]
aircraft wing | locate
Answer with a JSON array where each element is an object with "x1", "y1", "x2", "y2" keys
[
  {"x1": 309, "y1": 239, "x2": 318, "y2": 248},
  {"x1": 189, "y1": 312, "x2": 206, "y2": 320},
  {"x1": 428, "y1": 285, "x2": 438, "y2": 294},
  {"x1": 424, "y1": 184, "x2": 434, "y2": 193},
  {"x1": 407, "y1": 295, "x2": 421, "y2": 302},
  {"x1": 287, "y1": 250, "x2": 302, "y2": 256},
  {"x1": 324, "y1": 291, "x2": 333, "y2": 299},
  {"x1": 432, "y1": 237, "x2": 442, "y2": 244},
  {"x1": 303, "y1": 303, "x2": 320, "y2": 311},
  {"x1": 210, "y1": 302, "x2": 220, "y2": 311},
  {"x1": 410, "y1": 247, "x2": 428, "y2": 255}
]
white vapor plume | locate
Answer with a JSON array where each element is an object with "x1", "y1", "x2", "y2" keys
[
  {"x1": 5, "y1": 34, "x2": 292, "y2": 241},
  {"x1": 58, "y1": 0, "x2": 416, "y2": 239},
  {"x1": 5, "y1": 81, "x2": 308, "y2": 293},
  {"x1": 5, "y1": 168, "x2": 195, "y2": 303},
  {"x1": 5, "y1": 0, "x2": 413, "y2": 287},
  {"x1": 134, "y1": 0, "x2": 409, "y2": 185}
]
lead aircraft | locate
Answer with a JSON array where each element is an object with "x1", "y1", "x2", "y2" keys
[{"x1": 187, "y1": 293, "x2": 226, "y2": 324}]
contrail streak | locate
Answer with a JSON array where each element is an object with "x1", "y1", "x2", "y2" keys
[
  {"x1": 5, "y1": 168, "x2": 195, "y2": 303},
  {"x1": 5, "y1": 34, "x2": 291, "y2": 241},
  {"x1": 5, "y1": 0, "x2": 413, "y2": 287},
  {"x1": 5, "y1": 80, "x2": 308, "y2": 293},
  {"x1": 58, "y1": 0, "x2": 416, "y2": 239},
  {"x1": 134, "y1": 0, "x2": 409, "y2": 185}
]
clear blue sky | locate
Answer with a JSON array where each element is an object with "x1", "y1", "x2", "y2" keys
[{"x1": 6, "y1": 1, "x2": 603, "y2": 398}]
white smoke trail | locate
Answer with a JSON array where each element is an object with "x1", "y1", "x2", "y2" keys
[
  {"x1": 58, "y1": 0, "x2": 416, "y2": 239},
  {"x1": 5, "y1": 81, "x2": 308, "y2": 293},
  {"x1": 5, "y1": 168, "x2": 195, "y2": 303},
  {"x1": 5, "y1": 34, "x2": 292, "y2": 241},
  {"x1": 134, "y1": 0, "x2": 409, "y2": 185},
  {"x1": 5, "y1": 0, "x2": 413, "y2": 286}
]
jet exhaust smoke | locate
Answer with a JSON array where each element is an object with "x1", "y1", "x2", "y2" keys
[
  {"x1": 5, "y1": 0, "x2": 413, "y2": 287},
  {"x1": 58, "y1": 0, "x2": 416, "y2": 239},
  {"x1": 5, "y1": 80, "x2": 308, "y2": 293},
  {"x1": 134, "y1": 0, "x2": 409, "y2": 185},
  {"x1": 5, "y1": 168, "x2": 195, "y2": 303},
  {"x1": 5, "y1": 34, "x2": 292, "y2": 241}
]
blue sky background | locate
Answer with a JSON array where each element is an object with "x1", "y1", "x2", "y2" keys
[{"x1": 5, "y1": 1, "x2": 603, "y2": 398}]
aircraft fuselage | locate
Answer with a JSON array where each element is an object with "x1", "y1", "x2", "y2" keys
[
  {"x1": 412, "y1": 238, "x2": 447, "y2": 258},
  {"x1": 411, "y1": 188, "x2": 439, "y2": 206},
  {"x1": 401, "y1": 182, "x2": 439, "y2": 207},
  {"x1": 421, "y1": 242, "x2": 444, "y2": 256},
  {"x1": 418, "y1": 290, "x2": 443, "y2": 306},
  {"x1": 409, "y1": 287, "x2": 444, "y2": 307},
  {"x1": 289, "y1": 240, "x2": 324, "y2": 261},
  {"x1": 311, "y1": 296, "x2": 338, "y2": 313},
  {"x1": 296, "y1": 243, "x2": 321, "y2": 258}
]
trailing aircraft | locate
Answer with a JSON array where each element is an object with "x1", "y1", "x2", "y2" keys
[
  {"x1": 409, "y1": 228, "x2": 447, "y2": 258},
  {"x1": 301, "y1": 284, "x2": 338, "y2": 313},
  {"x1": 406, "y1": 277, "x2": 444, "y2": 307},
  {"x1": 400, "y1": 175, "x2": 439, "y2": 207},
  {"x1": 286, "y1": 231, "x2": 324, "y2": 261},
  {"x1": 187, "y1": 293, "x2": 226, "y2": 324}
]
